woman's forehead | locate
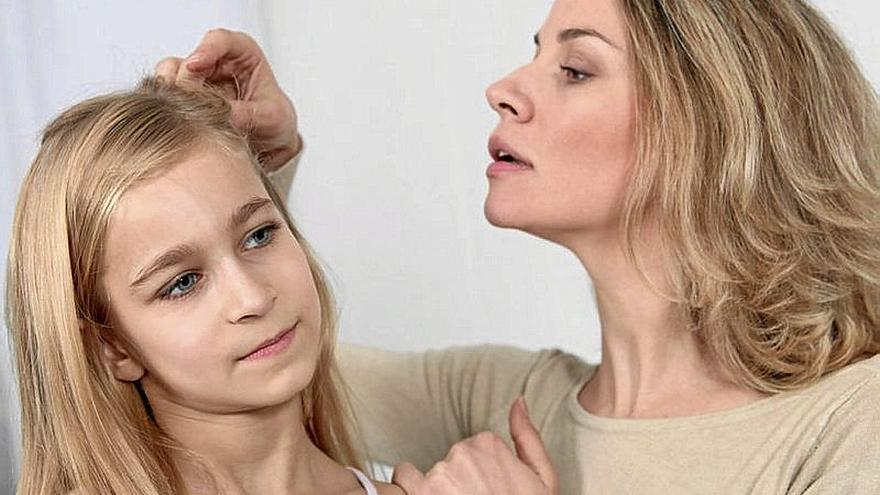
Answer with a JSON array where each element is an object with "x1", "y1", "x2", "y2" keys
[{"x1": 542, "y1": 0, "x2": 629, "y2": 48}]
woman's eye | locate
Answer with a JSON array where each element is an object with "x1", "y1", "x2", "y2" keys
[
  {"x1": 560, "y1": 65, "x2": 590, "y2": 82},
  {"x1": 243, "y1": 223, "x2": 280, "y2": 250},
  {"x1": 160, "y1": 273, "x2": 201, "y2": 300}
]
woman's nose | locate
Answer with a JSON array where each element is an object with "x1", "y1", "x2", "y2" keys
[{"x1": 485, "y1": 68, "x2": 534, "y2": 123}]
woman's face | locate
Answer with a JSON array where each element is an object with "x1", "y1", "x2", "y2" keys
[
  {"x1": 484, "y1": 0, "x2": 635, "y2": 244},
  {"x1": 100, "y1": 145, "x2": 322, "y2": 415}
]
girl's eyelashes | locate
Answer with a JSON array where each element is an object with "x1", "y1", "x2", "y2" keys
[
  {"x1": 154, "y1": 222, "x2": 282, "y2": 303},
  {"x1": 243, "y1": 222, "x2": 281, "y2": 250},
  {"x1": 560, "y1": 65, "x2": 592, "y2": 82},
  {"x1": 159, "y1": 272, "x2": 202, "y2": 301}
]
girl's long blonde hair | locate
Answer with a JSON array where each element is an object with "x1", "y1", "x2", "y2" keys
[
  {"x1": 6, "y1": 78, "x2": 359, "y2": 494},
  {"x1": 620, "y1": 0, "x2": 880, "y2": 392}
]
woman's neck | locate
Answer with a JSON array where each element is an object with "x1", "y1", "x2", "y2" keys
[
  {"x1": 148, "y1": 395, "x2": 360, "y2": 495},
  {"x1": 566, "y1": 229, "x2": 765, "y2": 419}
]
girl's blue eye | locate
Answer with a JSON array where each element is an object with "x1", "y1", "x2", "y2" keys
[
  {"x1": 243, "y1": 223, "x2": 280, "y2": 250},
  {"x1": 155, "y1": 223, "x2": 280, "y2": 302},
  {"x1": 161, "y1": 273, "x2": 201, "y2": 300}
]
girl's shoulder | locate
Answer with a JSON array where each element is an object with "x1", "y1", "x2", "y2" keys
[
  {"x1": 340, "y1": 479, "x2": 404, "y2": 495},
  {"x1": 374, "y1": 480, "x2": 406, "y2": 495}
]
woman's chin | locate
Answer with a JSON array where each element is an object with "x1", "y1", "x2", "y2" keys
[
  {"x1": 483, "y1": 198, "x2": 524, "y2": 229},
  {"x1": 485, "y1": 195, "x2": 562, "y2": 239},
  {"x1": 484, "y1": 198, "x2": 611, "y2": 250}
]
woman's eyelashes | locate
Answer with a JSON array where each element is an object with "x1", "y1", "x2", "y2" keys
[
  {"x1": 155, "y1": 222, "x2": 282, "y2": 302},
  {"x1": 559, "y1": 65, "x2": 592, "y2": 82}
]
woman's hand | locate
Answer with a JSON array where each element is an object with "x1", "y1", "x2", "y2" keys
[
  {"x1": 154, "y1": 29, "x2": 299, "y2": 171},
  {"x1": 392, "y1": 398, "x2": 559, "y2": 495}
]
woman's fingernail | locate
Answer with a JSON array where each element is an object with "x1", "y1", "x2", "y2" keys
[{"x1": 185, "y1": 52, "x2": 202, "y2": 65}]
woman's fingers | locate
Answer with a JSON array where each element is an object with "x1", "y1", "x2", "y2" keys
[
  {"x1": 229, "y1": 99, "x2": 300, "y2": 171},
  {"x1": 392, "y1": 462, "x2": 427, "y2": 493},
  {"x1": 152, "y1": 29, "x2": 298, "y2": 171},
  {"x1": 183, "y1": 28, "x2": 263, "y2": 74},
  {"x1": 395, "y1": 426, "x2": 554, "y2": 495},
  {"x1": 154, "y1": 57, "x2": 183, "y2": 83},
  {"x1": 509, "y1": 397, "x2": 560, "y2": 494},
  {"x1": 175, "y1": 29, "x2": 267, "y2": 93}
]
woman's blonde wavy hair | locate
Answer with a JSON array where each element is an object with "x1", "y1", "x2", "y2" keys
[
  {"x1": 619, "y1": 0, "x2": 880, "y2": 393},
  {"x1": 6, "y1": 78, "x2": 360, "y2": 494}
]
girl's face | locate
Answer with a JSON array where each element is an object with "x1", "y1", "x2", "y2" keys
[
  {"x1": 484, "y1": 0, "x2": 635, "y2": 244},
  {"x1": 100, "y1": 145, "x2": 322, "y2": 415}
]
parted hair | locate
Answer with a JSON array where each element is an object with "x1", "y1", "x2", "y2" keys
[
  {"x1": 6, "y1": 78, "x2": 359, "y2": 494},
  {"x1": 620, "y1": 0, "x2": 880, "y2": 392}
]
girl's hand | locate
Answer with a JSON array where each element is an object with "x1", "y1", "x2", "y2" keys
[
  {"x1": 154, "y1": 29, "x2": 299, "y2": 171},
  {"x1": 392, "y1": 398, "x2": 559, "y2": 495}
]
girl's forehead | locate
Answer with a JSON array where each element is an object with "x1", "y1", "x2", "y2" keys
[
  {"x1": 102, "y1": 150, "x2": 270, "y2": 282},
  {"x1": 116, "y1": 149, "x2": 262, "y2": 213}
]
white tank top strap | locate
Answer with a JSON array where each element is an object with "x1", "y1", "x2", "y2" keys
[{"x1": 346, "y1": 466, "x2": 380, "y2": 495}]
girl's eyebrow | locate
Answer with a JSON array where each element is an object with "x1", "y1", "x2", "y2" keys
[
  {"x1": 129, "y1": 197, "x2": 274, "y2": 291},
  {"x1": 130, "y1": 245, "x2": 195, "y2": 291},
  {"x1": 228, "y1": 196, "x2": 273, "y2": 231}
]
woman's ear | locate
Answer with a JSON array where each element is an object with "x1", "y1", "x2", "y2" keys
[{"x1": 88, "y1": 323, "x2": 146, "y2": 382}]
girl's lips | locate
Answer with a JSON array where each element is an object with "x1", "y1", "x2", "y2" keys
[{"x1": 240, "y1": 324, "x2": 297, "y2": 361}]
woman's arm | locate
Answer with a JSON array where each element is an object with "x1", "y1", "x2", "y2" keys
[
  {"x1": 266, "y1": 145, "x2": 300, "y2": 199},
  {"x1": 338, "y1": 344, "x2": 553, "y2": 470}
]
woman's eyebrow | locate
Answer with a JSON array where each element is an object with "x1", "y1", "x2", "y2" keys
[
  {"x1": 534, "y1": 27, "x2": 622, "y2": 51},
  {"x1": 130, "y1": 245, "x2": 195, "y2": 290}
]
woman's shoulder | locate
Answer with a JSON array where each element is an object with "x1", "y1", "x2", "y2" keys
[
  {"x1": 833, "y1": 353, "x2": 880, "y2": 407},
  {"x1": 788, "y1": 353, "x2": 880, "y2": 443},
  {"x1": 776, "y1": 354, "x2": 880, "y2": 432},
  {"x1": 806, "y1": 353, "x2": 880, "y2": 406},
  {"x1": 784, "y1": 354, "x2": 880, "y2": 491}
]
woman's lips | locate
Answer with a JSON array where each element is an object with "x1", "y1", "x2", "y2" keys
[
  {"x1": 487, "y1": 135, "x2": 533, "y2": 177},
  {"x1": 240, "y1": 324, "x2": 297, "y2": 361},
  {"x1": 487, "y1": 160, "x2": 532, "y2": 177}
]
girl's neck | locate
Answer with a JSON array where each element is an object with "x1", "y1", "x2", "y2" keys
[
  {"x1": 566, "y1": 229, "x2": 765, "y2": 419},
  {"x1": 149, "y1": 394, "x2": 361, "y2": 495}
]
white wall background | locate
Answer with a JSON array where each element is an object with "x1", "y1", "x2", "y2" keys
[{"x1": 1, "y1": 0, "x2": 877, "y2": 489}]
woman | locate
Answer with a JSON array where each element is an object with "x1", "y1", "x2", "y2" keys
[
  {"x1": 158, "y1": 0, "x2": 880, "y2": 493},
  {"x1": 6, "y1": 78, "x2": 402, "y2": 494}
]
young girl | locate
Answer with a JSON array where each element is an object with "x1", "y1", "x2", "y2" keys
[{"x1": 6, "y1": 78, "x2": 401, "y2": 495}]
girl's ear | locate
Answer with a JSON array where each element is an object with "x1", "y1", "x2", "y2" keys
[{"x1": 88, "y1": 323, "x2": 146, "y2": 382}]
